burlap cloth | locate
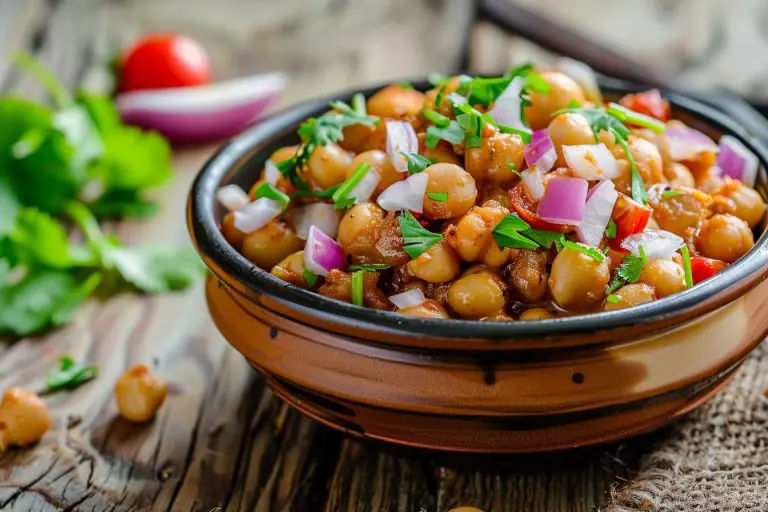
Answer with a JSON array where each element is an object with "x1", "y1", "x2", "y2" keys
[{"x1": 605, "y1": 341, "x2": 768, "y2": 511}]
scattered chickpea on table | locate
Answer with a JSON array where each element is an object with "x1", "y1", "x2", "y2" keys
[{"x1": 115, "y1": 364, "x2": 168, "y2": 423}]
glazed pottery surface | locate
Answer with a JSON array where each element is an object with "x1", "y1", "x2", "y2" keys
[{"x1": 188, "y1": 79, "x2": 768, "y2": 452}]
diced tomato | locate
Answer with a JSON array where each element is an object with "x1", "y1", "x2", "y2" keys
[
  {"x1": 508, "y1": 182, "x2": 571, "y2": 233},
  {"x1": 120, "y1": 34, "x2": 211, "y2": 93},
  {"x1": 609, "y1": 197, "x2": 651, "y2": 249},
  {"x1": 690, "y1": 257, "x2": 727, "y2": 284},
  {"x1": 619, "y1": 89, "x2": 671, "y2": 122}
]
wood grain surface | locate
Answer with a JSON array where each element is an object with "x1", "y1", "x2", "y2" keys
[{"x1": 0, "y1": 0, "x2": 763, "y2": 511}]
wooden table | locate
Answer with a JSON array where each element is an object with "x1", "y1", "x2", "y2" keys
[{"x1": 0, "y1": 1, "x2": 762, "y2": 510}]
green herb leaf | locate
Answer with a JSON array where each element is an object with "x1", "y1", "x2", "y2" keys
[
  {"x1": 302, "y1": 268, "x2": 318, "y2": 288},
  {"x1": 423, "y1": 109, "x2": 451, "y2": 127},
  {"x1": 351, "y1": 93, "x2": 367, "y2": 116},
  {"x1": 351, "y1": 270, "x2": 365, "y2": 306},
  {"x1": 401, "y1": 152, "x2": 434, "y2": 174},
  {"x1": 332, "y1": 163, "x2": 371, "y2": 209},
  {"x1": 492, "y1": 214, "x2": 538, "y2": 250},
  {"x1": 427, "y1": 192, "x2": 448, "y2": 202},
  {"x1": 662, "y1": 189, "x2": 682, "y2": 199},
  {"x1": 9, "y1": 208, "x2": 94, "y2": 269},
  {"x1": 523, "y1": 229, "x2": 565, "y2": 251},
  {"x1": 680, "y1": 244, "x2": 693, "y2": 289},
  {"x1": 606, "y1": 102, "x2": 666, "y2": 134},
  {"x1": 290, "y1": 183, "x2": 341, "y2": 200},
  {"x1": 253, "y1": 182, "x2": 290, "y2": 209},
  {"x1": 606, "y1": 295, "x2": 621, "y2": 304},
  {"x1": 45, "y1": 355, "x2": 98, "y2": 392},
  {"x1": 399, "y1": 210, "x2": 443, "y2": 259},
  {"x1": 348, "y1": 264, "x2": 391, "y2": 272},
  {"x1": 425, "y1": 121, "x2": 465, "y2": 149},
  {"x1": 562, "y1": 240, "x2": 605, "y2": 262},
  {"x1": 606, "y1": 246, "x2": 648, "y2": 294},
  {"x1": 605, "y1": 219, "x2": 617, "y2": 239}
]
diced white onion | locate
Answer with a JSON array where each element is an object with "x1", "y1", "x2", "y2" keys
[
  {"x1": 377, "y1": 172, "x2": 428, "y2": 213},
  {"x1": 216, "y1": 184, "x2": 250, "y2": 211},
  {"x1": 233, "y1": 197, "x2": 282, "y2": 233},
  {"x1": 386, "y1": 120, "x2": 418, "y2": 173},
  {"x1": 389, "y1": 288, "x2": 426, "y2": 309},
  {"x1": 521, "y1": 167, "x2": 545, "y2": 201},
  {"x1": 576, "y1": 181, "x2": 618, "y2": 247},
  {"x1": 563, "y1": 143, "x2": 620, "y2": 180},
  {"x1": 621, "y1": 229, "x2": 684, "y2": 260},
  {"x1": 487, "y1": 76, "x2": 532, "y2": 134},
  {"x1": 264, "y1": 159, "x2": 281, "y2": 185},
  {"x1": 349, "y1": 168, "x2": 381, "y2": 204},
  {"x1": 292, "y1": 203, "x2": 341, "y2": 240}
]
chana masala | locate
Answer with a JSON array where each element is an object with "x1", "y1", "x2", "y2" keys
[{"x1": 217, "y1": 64, "x2": 765, "y2": 321}]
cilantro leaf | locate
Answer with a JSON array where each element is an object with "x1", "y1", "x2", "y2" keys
[
  {"x1": 425, "y1": 121, "x2": 465, "y2": 149},
  {"x1": 606, "y1": 246, "x2": 648, "y2": 294},
  {"x1": 253, "y1": 182, "x2": 290, "y2": 209},
  {"x1": 492, "y1": 214, "x2": 538, "y2": 250},
  {"x1": 401, "y1": 152, "x2": 434, "y2": 174},
  {"x1": 606, "y1": 295, "x2": 620, "y2": 304},
  {"x1": 302, "y1": 268, "x2": 318, "y2": 288},
  {"x1": 427, "y1": 192, "x2": 448, "y2": 202},
  {"x1": 86, "y1": 189, "x2": 159, "y2": 219},
  {"x1": 9, "y1": 208, "x2": 94, "y2": 269},
  {"x1": 605, "y1": 219, "x2": 617, "y2": 239},
  {"x1": 523, "y1": 229, "x2": 565, "y2": 251},
  {"x1": 45, "y1": 355, "x2": 98, "y2": 392},
  {"x1": 399, "y1": 210, "x2": 443, "y2": 259},
  {"x1": 562, "y1": 239, "x2": 605, "y2": 262}
]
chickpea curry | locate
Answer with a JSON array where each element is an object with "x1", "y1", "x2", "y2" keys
[{"x1": 217, "y1": 63, "x2": 765, "y2": 321}]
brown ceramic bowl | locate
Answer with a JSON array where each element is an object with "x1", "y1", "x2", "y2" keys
[{"x1": 188, "y1": 79, "x2": 768, "y2": 453}]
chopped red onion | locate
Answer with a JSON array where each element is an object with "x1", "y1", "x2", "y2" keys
[
  {"x1": 304, "y1": 225, "x2": 346, "y2": 277},
  {"x1": 349, "y1": 168, "x2": 381, "y2": 204},
  {"x1": 555, "y1": 58, "x2": 602, "y2": 104},
  {"x1": 377, "y1": 172, "x2": 428, "y2": 213},
  {"x1": 576, "y1": 181, "x2": 618, "y2": 247},
  {"x1": 487, "y1": 76, "x2": 532, "y2": 134},
  {"x1": 621, "y1": 229, "x2": 684, "y2": 260},
  {"x1": 525, "y1": 130, "x2": 557, "y2": 172},
  {"x1": 537, "y1": 177, "x2": 588, "y2": 225},
  {"x1": 386, "y1": 121, "x2": 418, "y2": 173},
  {"x1": 264, "y1": 159, "x2": 281, "y2": 185},
  {"x1": 292, "y1": 203, "x2": 341, "y2": 240},
  {"x1": 216, "y1": 184, "x2": 250, "y2": 211},
  {"x1": 389, "y1": 288, "x2": 426, "y2": 309},
  {"x1": 665, "y1": 127, "x2": 718, "y2": 161},
  {"x1": 233, "y1": 197, "x2": 282, "y2": 233},
  {"x1": 521, "y1": 167, "x2": 545, "y2": 201},
  {"x1": 717, "y1": 135, "x2": 759, "y2": 187},
  {"x1": 563, "y1": 143, "x2": 620, "y2": 180}
]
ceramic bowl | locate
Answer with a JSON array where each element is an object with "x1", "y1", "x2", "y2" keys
[{"x1": 188, "y1": 79, "x2": 768, "y2": 453}]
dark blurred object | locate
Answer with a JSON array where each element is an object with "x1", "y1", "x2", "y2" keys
[{"x1": 479, "y1": 0, "x2": 768, "y2": 140}]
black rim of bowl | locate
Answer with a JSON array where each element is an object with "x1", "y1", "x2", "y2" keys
[{"x1": 189, "y1": 77, "x2": 768, "y2": 341}]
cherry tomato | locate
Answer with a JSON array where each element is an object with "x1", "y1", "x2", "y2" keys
[
  {"x1": 120, "y1": 34, "x2": 211, "y2": 93},
  {"x1": 508, "y1": 182, "x2": 571, "y2": 233},
  {"x1": 690, "y1": 257, "x2": 726, "y2": 284},
  {"x1": 619, "y1": 89, "x2": 671, "y2": 122},
  {"x1": 609, "y1": 196, "x2": 651, "y2": 249}
]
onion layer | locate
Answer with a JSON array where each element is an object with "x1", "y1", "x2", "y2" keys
[
  {"x1": 487, "y1": 77, "x2": 531, "y2": 134},
  {"x1": 216, "y1": 184, "x2": 249, "y2": 211},
  {"x1": 525, "y1": 130, "x2": 556, "y2": 172},
  {"x1": 521, "y1": 167, "x2": 545, "y2": 201},
  {"x1": 562, "y1": 143, "x2": 620, "y2": 180},
  {"x1": 377, "y1": 172, "x2": 428, "y2": 213},
  {"x1": 385, "y1": 121, "x2": 418, "y2": 173},
  {"x1": 233, "y1": 198, "x2": 283, "y2": 233},
  {"x1": 292, "y1": 203, "x2": 341, "y2": 240},
  {"x1": 264, "y1": 159, "x2": 281, "y2": 185},
  {"x1": 576, "y1": 180, "x2": 618, "y2": 247},
  {"x1": 537, "y1": 177, "x2": 588, "y2": 225},
  {"x1": 664, "y1": 127, "x2": 718, "y2": 161},
  {"x1": 389, "y1": 288, "x2": 426, "y2": 309},
  {"x1": 304, "y1": 226, "x2": 346, "y2": 277},
  {"x1": 621, "y1": 229, "x2": 684, "y2": 260},
  {"x1": 717, "y1": 135, "x2": 758, "y2": 187}
]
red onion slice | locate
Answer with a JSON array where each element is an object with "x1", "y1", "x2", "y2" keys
[
  {"x1": 304, "y1": 225, "x2": 346, "y2": 277},
  {"x1": 117, "y1": 72, "x2": 287, "y2": 143},
  {"x1": 576, "y1": 180, "x2": 618, "y2": 247},
  {"x1": 621, "y1": 229, "x2": 684, "y2": 260},
  {"x1": 216, "y1": 184, "x2": 249, "y2": 211},
  {"x1": 292, "y1": 203, "x2": 341, "y2": 240},
  {"x1": 386, "y1": 121, "x2": 418, "y2": 173},
  {"x1": 537, "y1": 177, "x2": 588, "y2": 225},
  {"x1": 562, "y1": 143, "x2": 620, "y2": 180},
  {"x1": 264, "y1": 159, "x2": 281, "y2": 185},
  {"x1": 389, "y1": 288, "x2": 426, "y2": 309},
  {"x1": 525, "y1": 130, "x2": 557, "y2": 172},
  {"x1": 521, "y1": 167, "x2": 545, "y2": 201},
  {"x1": 554, "y1": 58, "x2": 602, "y2": 104},
  {"x1": 233, "y1": 197, "x2": 283, "y2": 233},
  {"x1": 377, "y1": 172, "x2": 428, "y2": 213},
  {"x1": 487, "y1": 76, "x2": 532, "y2": 134},
  {"x1": 665, "y1": 127, "x2": 718, "y2": 161},
  {"x1": 717, "y1": 135, "x2": 759, "y2": 187},
  {"x1": 349, "y1": 168, "x2": 381, "y2": 204}
]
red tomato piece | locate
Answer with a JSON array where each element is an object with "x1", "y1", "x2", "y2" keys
[
  {"x1": 508, "y1": 182, "x2": 571, "y2": 233},
  {"x1": 120, "y1": 34, "x2": 211, "y2": 93},
  {"x1": 690, "y1": 257, "x2": 727, "y2": 284},
  {"x1": 609, "y1": 198, "x2": 651, "y2": 249},
  {"x1": 619, "y1": 89, "x2": 671, "y2": 122}
]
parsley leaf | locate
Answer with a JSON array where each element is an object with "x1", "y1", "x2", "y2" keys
[
  {"x1": 427, "y1": 192, "x2": 448, "y2": 202},
  {"x1": 401, "y1": 152, "x2": 434, "y2": 174},
  {"x1": 492, "y1": 214, "x2": 538, "y2": 250},
  {"x1": 606, "y1": 246, "x2": 648, "y2": 294},
  {"x1": 399, "y1": 210, "x2": 443, "y2": 259},
  {"x1": 348, "y1": 264, "x2": 391, "y2": 272},
  {"x1": 45, "y1": 355, "x2": 98, "y2": 392},
  {"x1": 605, "y1": 219, "x2": 617, "y2": 239},
  {"x1": 351, "y1": 270, "x2": 365, "y2": 306},
  {"x1": 562, "y1": 240, "x2": 605, "y2": 262}
]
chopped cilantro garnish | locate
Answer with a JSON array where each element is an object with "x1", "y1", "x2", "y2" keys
[
  {"x1": 562, "y1": 240, "x2": 605, "y2": 263},
  {"x1": 427, "y1": 192, "x2": 448, "y2": 202},
  {"x1": 401, "y1": 152, "x2": 435, "y2": 174},
  {"x1": 524, "y1": 229, "x2": 565, "y2": 251},
  {"x1": 423, "y1": 109, "x2": 451, "y2": 127},
  {"x1": 465, "y1": 63, "x2": 549, "y2": 109},
  {"x1": 253, "y1": 182, "x2": 290, "y2": 210},
  {"x1": 399, "y1": 210, "x2": 443, "y2": 259},
  {"x1": 662, "y1": 189, "x2": 682, "y2": 199},
  {"x1": 331, "y1": 162, "x2": 371, "y2": 209},
  {"x1": 348, "y1": 264, "x2": 390, "y2": 272},
  {"x1": 302, "y1": 268, "x2": 318, "y2": 288},
  {"x1": 351, "y1": 93, "x2": 367, "y2": 116},
  {"x1": 680, "y1": 245, "x2": 693, "y2": 289},
  {"x1": 290, "y1": 183, "x2": 341, "y2": 200},
  {"x1": 492, "y1": 214, "x2": 538, "y2": 250},
  {"x1": 606, "y1": 245, "x2": 648, "y2": 294},
  {"x1": 425, "y1": 120, "x2": 465, "y2": 149},
  {"x1": 46, "y1": 355, "x2": 98, "y2": 392},
  {"x1": 351, "y1": 270, "x2": 364, "y2": 306},
  {"x1": 606, "y1": 295, "x2": 621, "y2": 304},
  {"x1": 606, "y1": 102, "x2": 666, "y2": 134},
  {"x1": 605, "y1": 219, "x2": 617, "y2": 239}
]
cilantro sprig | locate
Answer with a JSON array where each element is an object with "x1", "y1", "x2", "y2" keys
[
  {"x1": 399, "y1": 211, "x2": 443, "y2": 259},
  {"x1": 401, "y1": 152, "x2": 435, "y2": 174},
  {"x1": 427, "y1": 192, "x2": 448, "y2": 202},
  {"x1": 45, "y1": 355, "x2": 98, "y2": 392},
  {"x1": 492, "y1": 214, "x2": 566, "y2": 252},
  {"x1": 562, "y1": 239, "x2": 605, "y2": 263},
  {"x1": 606, "y1": 246, "x2": 649, "y2": 294}
]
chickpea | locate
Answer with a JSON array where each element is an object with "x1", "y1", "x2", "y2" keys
[
  {"x1": 317, "y1": 269, "x2": 390, "y2": 309},
  {"x1": 696, "y1": 166, "x2": 725, "y2": 194},
  {"x1": 649, "y1": 186, "x2": 712, "y2": 238},
  {"x1": 242, "y1": 219, "x2": 304, "y2": 269},
  {"x1": 399, "y1": 299, "x2": 451, "y2": 319},
  {"x1": 272, "y1": 251, "x2": 310, "y2": 288},
  {"x1": 374, "y1": 211, "x2": 411, "y2": 267},
  {"x1": 696, "y1": 214, "x2": 755, "y2": 263},
  {"x1": 346, "y1": 150, "x2": 404, "y2": 195},
  {"x1": 448, "y1": 271, "x2": 507, "y2": 319},
  {"x1": 407, "y1": 240, "x2": 460, "y2": 283},
  {"x1": 445, "y1": 201, "x2": 508, "y2": 262},
  {"x1": 0, "y1": 388, "x2": 51, "y2": 450},
  {"x1": 519, "y1": 308, "x2": 554, "y2": 321},
  {"x1": 480, "y1": 238, "x2": 511, "y2": 269},
  {"x1": 422, "y1": 163, "x2": 477, "y2": 220},
  {"x1": 306, "y1": 143, "x2": 352, "y2": 189},
  {"x1": 640, "y1": 258, "x2": 686, "y2": 298},
  {"x1": 507, "y1": 249, "x2": 549, "y2": 303},
  {"x1": 335, "y1": 202, "x2": 384, "y2": 261},
  {"x1": 115, "y1": 365, "x2": 168, "y2": 423},
  {"x1": 478, "y1": 181, "x2": 514, "y2": 211},
  {"x1": 548, "y1": 112, "x2": 595, "y2": 167},
  {"x1": 524, "y1": 72, "x2": 585, "y2": 130},
  {"x1": 221, "y1": 212, "x2": 246, "y2": 251},
  {"x1": 366, "y1": 84, "x2": 426, "y2": 120},
  {"x1": 612, "y1": 137, "x2": 664, "y2": 188},
  {"x1": 712, "y1": 178, "x2": 765, "y2": 228},
  {"x1": 340, "y1": 117, "x2": 387, "y2": 153},
  {"x1": 664, "y1": 162, "x2": 695, "y2": 188},
  {"x1": 424, "y1": 76, "x2": 463, "y2": 117},
  {"x1": 465, "y1": 132, "x2": 525, "y2": 182},
  {"x1": 604, "y1": 284, "x2": 656, "y2": 311},
  {"x1": 549, "y1": 245, "x2": 611, "y2": 311}
]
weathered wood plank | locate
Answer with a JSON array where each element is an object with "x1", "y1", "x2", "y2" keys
[{"x1": 0, "y1": 0, "x2": 49, "y2": 90}]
